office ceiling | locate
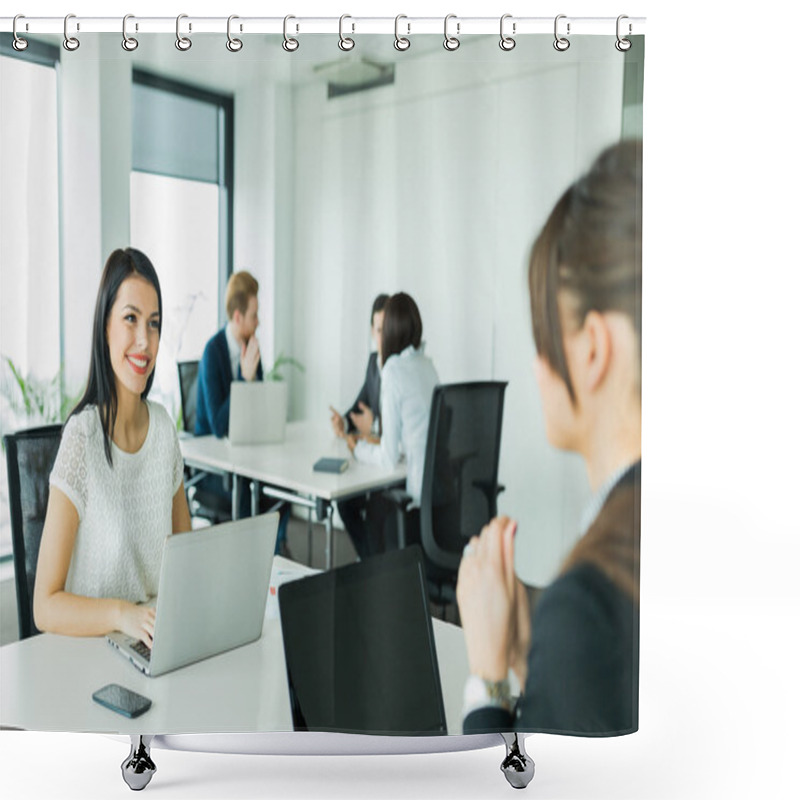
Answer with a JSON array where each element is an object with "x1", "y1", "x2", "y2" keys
[{"x1": 26, "y1": 31, "x2": 457, "y2": 96}]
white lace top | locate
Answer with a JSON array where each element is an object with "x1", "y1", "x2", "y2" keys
[{"x1": 49, "y1": 400, "x2": 184, "y2": 604}]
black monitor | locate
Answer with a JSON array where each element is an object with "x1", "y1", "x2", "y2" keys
[{"x1": 279, "y1": 545, "x2": 447, "y2": 735}]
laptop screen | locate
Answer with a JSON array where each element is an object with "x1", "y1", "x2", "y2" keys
[{"x1": 279, "y1": 545, "x2": 447, "y2": 735}]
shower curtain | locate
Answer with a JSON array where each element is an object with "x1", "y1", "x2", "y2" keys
[{"x1": 0, "y1": 20, "x2": 644, "y2": 750}]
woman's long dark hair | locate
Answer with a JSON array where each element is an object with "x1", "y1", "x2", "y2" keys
[{"x1": 68, "y1": 248, "x2": 162, "y2": 467}]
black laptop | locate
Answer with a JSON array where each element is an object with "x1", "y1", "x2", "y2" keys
[{"x1": 279, "y1": 546, "x2": 447, "y2": 736}]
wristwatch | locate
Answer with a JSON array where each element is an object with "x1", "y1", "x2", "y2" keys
[{"x1": 462, "y1": 674, "x2": 513, "y2": 718}]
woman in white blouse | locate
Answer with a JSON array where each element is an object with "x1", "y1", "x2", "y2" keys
[
  {"x1": 33, "y1": 248, "x2": 192, "y2": 646},
  {"x1": 344, "y1": 292, "x2": 439, "y2": 556}
]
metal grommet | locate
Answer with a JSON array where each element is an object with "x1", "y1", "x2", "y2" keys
[
  {"x1": 553, "y1": 14, "x2": 570, "y2": 52},
  {"x1": 122, "y1": 14, "x2": 139, "y2": 51},
  {"x1": 394, "y1": 14, "x2": 410, "y2": 51},
  {"x1": 282, "y1": 15, "x2": 299, "y2": 52},
  {"x1": 499, "y1": 13, "x2": 516, "y2": 51},
  {"x1": 175, "y1": 14, "x2": 192, "y2": 51},
  {"x1": 338, "y1": 14, "x2": 355, "y2": 51},
  {"x1": 615, "y1": 15, "x2": 632, "y2": 52},
  {"x1": 12, "y1": 15, "x2": 29, "y2": 51},
  {"x1": 443, "y1": 14, "x2": 460, "y2": 51},
  {"x1": 226, "y1": 15, "x2": 243, "y2": 52},
  {"x1": 63, "y1": 13, "x2": 80, "y2": 51}
]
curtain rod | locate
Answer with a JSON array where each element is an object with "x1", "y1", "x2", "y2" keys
[{"x1": 1, "y1": 16, "x2": 646, "y2": 37}]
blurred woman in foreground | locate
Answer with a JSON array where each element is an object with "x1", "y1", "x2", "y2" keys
[{"x1": 458, "y1": 140, "x2": 642, "y2": 735}]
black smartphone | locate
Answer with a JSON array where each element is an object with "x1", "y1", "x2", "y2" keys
[{"x1": 92, "y1": 683, "x2": 152, "y2": 718}]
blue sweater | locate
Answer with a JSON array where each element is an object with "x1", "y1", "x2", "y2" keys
[{"x1": 195, "y1": 328, "x2": 263, "y2": 437}]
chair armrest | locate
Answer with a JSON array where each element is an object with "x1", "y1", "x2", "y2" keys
[
  {"x1": 382, "y1": 488, "x2": 413, "y2": 511},
  {"x1": 382, "y1": 488, "x2": 413, "y2": 549},
  {"x1": 472, "y1": 480, "x2": 505, "y2": 517}
]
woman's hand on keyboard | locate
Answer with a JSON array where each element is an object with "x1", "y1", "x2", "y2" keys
[{"x1": 117, "y1": 602, "x2": 157, "y2": 647}]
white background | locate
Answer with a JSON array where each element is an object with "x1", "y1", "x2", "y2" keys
[{"x1": 2, "y1": 1, "x2": 799, "y2": 799}]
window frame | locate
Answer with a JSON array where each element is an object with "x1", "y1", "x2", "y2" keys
[{"x1": 131, "y1": 68, "x2": 234, "y2": 325}]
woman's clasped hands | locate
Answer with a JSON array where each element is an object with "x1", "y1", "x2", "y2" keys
[{"x1": 456, "y1": 515, "x2": 531, "y2": 688}]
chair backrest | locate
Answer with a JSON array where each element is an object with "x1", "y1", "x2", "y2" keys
[
  {"x1": 177, "y1": 360, "x2": 200, "y2": 435},
  {"x1": 3, "y1": 424, "x2": 63, "y2": 639},
  {"x1": 419, "y1": 382, "x2": 507, "y2": 574}
]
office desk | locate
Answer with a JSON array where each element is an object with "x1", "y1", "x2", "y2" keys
[
  {"x1": 0, "y1": 559, "x2": 470, "y2": 736},
  {"x1": 180, "y1": 422, "x2": 407, "y2": 568}
]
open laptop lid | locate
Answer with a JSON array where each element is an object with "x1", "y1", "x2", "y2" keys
[
  {"x1": 229, "y1": 382, "x2": 287, "y2": 445},
  {"x1": 279, "y1": 545, "x2": 447, "y2": 736},
  {"x1": 114, "y1": 513, "x2": 278, "y2": 677}
]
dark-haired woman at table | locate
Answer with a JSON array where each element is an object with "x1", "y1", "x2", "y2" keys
[
  {"x1": 34, "y1": 248, "x2": 191, "y2": 646},
  {"x1": 344, "y1": 292, "x2": 439, "y2": 558}
]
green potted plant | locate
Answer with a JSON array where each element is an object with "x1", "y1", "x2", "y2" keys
[{"x1": 1, "y1": 356, "x2": 79, "y2": 433}]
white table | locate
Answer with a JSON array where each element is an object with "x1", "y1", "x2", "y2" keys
[
  {"x1": 0, "y1": 558, "x2": 470, "y2": 736},
  {"x1": 180, "y1": 422, "x2": 407, "y2": 569}
]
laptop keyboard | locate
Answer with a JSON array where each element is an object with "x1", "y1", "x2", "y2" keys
[{"x1": 131, "y1": 640, "x2": 152, "y2": 662}]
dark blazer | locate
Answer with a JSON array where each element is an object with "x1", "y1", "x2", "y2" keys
[
  {"x1": 464, "y1": 463, "x2": 641, "y2": 737},
  {"x1": 346, "y1": 351, "x2": 381, "y2": 434},
  {"x1": 195, "y1": 327, "x2": 263, "y2": 437}
]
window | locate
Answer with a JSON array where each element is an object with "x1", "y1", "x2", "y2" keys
[
  {"x1": 129, "y1": 71, "x2": 233, "y2": 428},
  {"x1": 0, "y1": 40, "x2": 61, "y2": 561}
]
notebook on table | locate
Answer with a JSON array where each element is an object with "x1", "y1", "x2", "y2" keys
[
  {"x1": 313, "y1": 457, "x2": 349, "y2": 473},
  {"x1": 106, "y1": 513, "x2": 279, "y2": 677},
  {"x1": 279, "y1": 545, "x2": 447, "y2": 735}
]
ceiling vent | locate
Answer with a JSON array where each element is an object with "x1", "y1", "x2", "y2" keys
[{"x1": 312, "y1": 56, "x2": 395, "y2": 98}]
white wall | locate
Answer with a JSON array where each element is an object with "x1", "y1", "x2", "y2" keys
[
  {"x1": 286, "y1": 36, "x2": 625, "y2": 585},
  {"x1": 233, "y1": 71, "x2": 278, "y2": 369},
  {"x1": 59, "y1": 37, "x2": 132, "y2": 397}
]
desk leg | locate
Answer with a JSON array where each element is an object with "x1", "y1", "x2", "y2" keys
[
  {"x1": 251, "y1": 480, "x2": 260, "y2": 518},
  {"x1": 307, "y1": 506, "x2": 313, "y2": 566},
  {"x1": 324, "y1": 503, "x2": 334, "y2": 570},
  {"x1": 231, "y1": 475, "x2": 240, "y2": 521},
  {"x1": 121, "y1": 734, "x2": 156, "y2": 790}
]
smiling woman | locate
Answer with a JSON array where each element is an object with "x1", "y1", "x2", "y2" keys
[{"x1": 32, "y1": 248, "x2": 192, "y2": 645}]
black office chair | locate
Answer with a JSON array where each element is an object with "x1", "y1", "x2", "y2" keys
[
  {"x1": 3, "y1": 424, "x2": 63, "y2": 640},
  {"x1": 177, "y1": 360, "x2": 200, "y2": 435},
  {"x1": 177, "y1": 360, "x2": 232, "y2": 524},
  {"x1": 387, "y1": 381, "x2": 507, "y2": 612}
]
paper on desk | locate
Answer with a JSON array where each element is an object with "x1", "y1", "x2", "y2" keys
[{"x1": 265, "y1": 557, "x2": 320, "y2": 620}]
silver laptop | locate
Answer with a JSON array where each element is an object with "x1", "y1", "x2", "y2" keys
[
  {"x1": 106, "y1": 513, "x2": 279, "y2": 677},
  {"x1": 228, "y1": 382, "x2": 287, "y2": 445}
]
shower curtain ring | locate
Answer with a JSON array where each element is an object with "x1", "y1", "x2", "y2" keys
[
  {"x1": 12, "y1": 15, "x2": 29, "y2": 51},
  {"x1": 615, "y1": 15, "x2": 632, "y2": 52},
  {"x1": 176, "y1": 14, "x2": 192, "y2": 51},
  {"x1": 443, "y1": 14, "x2": 460, "y2": 51},
  {"x1": 63, "y1": 13, "x2": 80, "y2": 51},
  {"x1": 226, "y1": 15, "x2": 243, "y2": 52},
  {"x1": 283, "y1": 15, "x2": 299, "y2": 52},
  {"x1": 122, "y1": 15, "x2": 139, "y2": 51},
  {"x1": 394, "y1": 15, "x2": 410, "y2": 51},
  {"x1": 553, "y1": 14, "x2": 570, "y2": 51},
  {"x1": 339, "y1": 14, "x2": 355, "y2": 51},
  {"x1": 499, "y1": 14, "x2": 516, "y2": 51}
]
